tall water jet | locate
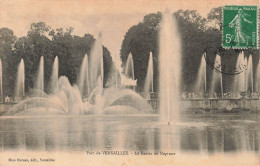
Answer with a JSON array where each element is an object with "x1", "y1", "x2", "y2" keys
[
  {"x1": 244, "y1": 57, "x2": 248, "y2": 92},
  {"x1": 210, "y1": 54, "x2": 223, "y2": 98},
  {"x1": 234, "y1": 51, "x2": 246, "y2": 93},
  {"x1": 219, "y1": 56, "x2": 223, "y2": 98},
  {"x1": 247, "y1": 55, "x2": 253, "y2": 92},
  {"x1": 35, "y1": 56, "x2": 44, "y2": 95},
  {"x1": 15, "y1": 59, "x2": 25, "y2": 97},
  {"x1": 257, "y1": 59, "x2": 260, "y2": 92},
  {"x1": 78, "y1": 54, "x2": 90, "y2": 96},
  {"x1": 89, "y1": 33, "x2": 103, "y2": 92},
  {"x1": 194, "y1": 53, "x2": 207, "y2": 94},
  {"x1": 49, "y1": 56, "x2": 59, "y2": 94},
  {"x1": 125, "y1": 53, "x2": 136, "y2": 90},
  {"x1": 143, "y1": 52, "x2": 154, "y2": 97},
  {"x1": 159, "y1": 9, "x2": 181, "y2": 123}
]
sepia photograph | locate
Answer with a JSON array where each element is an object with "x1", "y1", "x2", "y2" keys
[{"x1": 0, "y1": 0, "x2": 260, "y2": 165}]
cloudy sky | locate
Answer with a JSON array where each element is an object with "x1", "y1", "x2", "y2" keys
[{"x1": 0, "y1": 0, "x2": 258, "y2": 67}]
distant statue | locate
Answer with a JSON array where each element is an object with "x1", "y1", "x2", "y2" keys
[
  {"x1": 5, "y1": 96, "x2": 10, "y2": 103},
  {"x1": 229, "y1": 9, "x2": 252, "y2": 45}
]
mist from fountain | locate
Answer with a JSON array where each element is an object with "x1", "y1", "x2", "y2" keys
[
  {"x1": 124, "y1": 53, "x2": 136, "y2": 90},
  {"x1": 209, "y1": 54, "x2": 223, "y2": 98},
  {"x1": 49, "y1": 56, "x2": 59, "y2": 94},
  {"x1": 159, "y1": 10, "x2": 181, "y2": 123},
  {"x1": 257, "y1": 58, "x2": 260, "y2": 92},
  {"x1": 6, "y1": 73, "x2": 152, "y2": 116},
  {"x1": 7, "y1": 76, "x2": 84, "y2": 115},
  {"x1": 5, "y1": 32, "x2": 151, "y2": 116},
  {"x1": 247, "y1": 55, "x2": 253, "y2": 92},
  {"x1": 125, "y1": 53, "x2": 135, "y2": 80},
  {"x1": 78, "y1": 54, "x2": 90, "y2": 96},
  {"x1": 89, "y1": 33, "x2": 103, "y2": 92},
  {"x1": 35, "y1": 56, "x2": 44, "y2": 96},
  {"x1": 240, "y1": 52, "x2": 246, "y2": 92},
  {"x1": 15, "y1": 59, "x2": 25, "y2": 97},
  {"x1": 194, "y1": 53, "x2": 206, "y2": 94},
  {"x1": 244, "y1": 57, "x2": 248, "y2": 92},
  {"x1": 143, "y1": 52, "x2": 154, "y2": 97},
  {"x1": 102, "y1": 87, "x2": 151, "y2": 113},
  {"x1": 93, "y1": 76, "x2": 104, "y2": 114},
  {"x1": 233, "y1": 51, "x2": 246, "y2": 93}
]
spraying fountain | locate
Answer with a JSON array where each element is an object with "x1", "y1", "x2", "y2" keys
[
  {"x1": 35, "y1": 56, "x2": 44, "y2": 96},
  {"x1": 4, "y1": 32, "x2": 151, "y2": 116},
  {"x1": 233, "y1": 51, "x2": 251, "y2": 98},
  {"x1": 159, "y1": 9, "x2": 181, "y2": 124},
  {"x1": 247, "y1": 55, "x2": 253, "y2": 93},
  {"x1": 78, "y1": 54, "x2": 90, "y2": 97},
  {"x1": 244, "y1": 57, "x2": 248, "y2": 92},
  {"x1": 143, "y1": 52, "x2": 154, "y2": 98},
  {"x1": 49, "y1": 56, "x2": 59, "y2": 94},
  {"x1": 233, "y1": 51, "x2": 246, "y2": 94},
  {"x1": 124, "y1": 53, "x2": 136, "y2": 90},
  {"x1": 194, "y1": 53, "x2": 207, "y2": 95},
  {"x1": 125, "y1": 53, "x2": 135, "y2": 80},
  {"x1": 210, "y1": 54, "x2": 223, "y2": 98},
  {"x1": 15, "y1": 59, "x2": 25, "y2": 98},
  {"x1": 89, "y1": 33, "x2": 103, "y2": 92}
]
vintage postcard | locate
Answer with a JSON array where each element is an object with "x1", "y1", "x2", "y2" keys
[{"x1": 0, "y1": 0, "x2": 260, "y2": 165}]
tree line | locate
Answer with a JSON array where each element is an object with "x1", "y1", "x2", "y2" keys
[
  {"x1": 0, "y1": 22, "x2": 113, "y2": 96},
  {"x1": 120, "y1": 7, "x2": 259, "y2": 93}
]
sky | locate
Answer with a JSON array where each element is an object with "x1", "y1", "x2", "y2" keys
[{"x1": 0, "y1": 0, "x2": 258, "y2": 68}]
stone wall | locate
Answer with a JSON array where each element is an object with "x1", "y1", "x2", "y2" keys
[{"x1": 180, "y1": 99, "x2": 260, "y2": 113}]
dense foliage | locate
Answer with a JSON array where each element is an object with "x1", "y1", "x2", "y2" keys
[
  {"x1": 0, "y1": 22, "x2": 113, "y2": 96},
  {"x1": 120, "y1": 8, "x2": 259, "y2": 93}
]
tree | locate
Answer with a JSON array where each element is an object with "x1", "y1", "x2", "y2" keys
[
  {"x1": 0, "y1": 28, "x2": 17, "y2": 96},
  {"x1": 121, "y1": 13, "x2": 160, "y2": 92},
  {"x1": 28, "y1": 22, "x2": 50, "y2": 37},
  {"x1": 207, "y1": 7, "x2": 222, "y2": 30},
  {"x1": 16, "y1": 22, "x2": 53, "y2": 92}
]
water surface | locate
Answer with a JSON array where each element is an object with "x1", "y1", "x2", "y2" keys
[{"x1": 0, "y1": 114, "x2": 259, "y2": 154}]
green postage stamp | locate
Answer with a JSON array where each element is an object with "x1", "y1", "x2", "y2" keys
[{"x1": 222, "y1": 6, "x2": 258, "y2": 49}]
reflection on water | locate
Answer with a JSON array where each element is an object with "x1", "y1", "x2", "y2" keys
[{"x1": 0, "y1": 114, "x2": 260, "y2": 154}]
